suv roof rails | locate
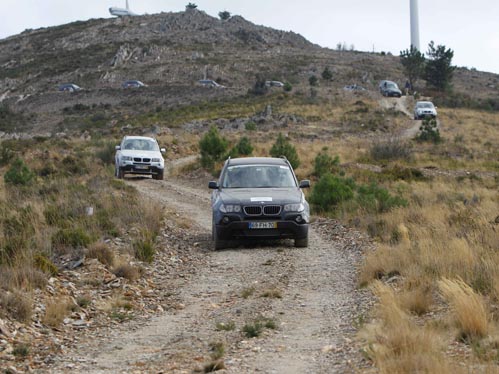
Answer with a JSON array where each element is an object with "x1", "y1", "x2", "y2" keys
[
  {"x1": 279, "y1": 155, "x2": 288, "y2": 160},
  {"x1": 227, "y1": 156, "x2": 231, "y2": 165}
]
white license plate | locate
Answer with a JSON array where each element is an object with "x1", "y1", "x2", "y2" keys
[
  {"x1": 248, "y1": 222, "x2": 277, "y2": 229},
  {"x1": 135, "y1": 165, "x2": 149, "y2": 170}
]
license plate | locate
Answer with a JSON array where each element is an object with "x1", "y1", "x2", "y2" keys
[
  {"x1": 248, "y1": 222, "x2": 277, "y2": 229},
  {"x1": 135, "y1": 165, "x2": 149, "y2": 170}
]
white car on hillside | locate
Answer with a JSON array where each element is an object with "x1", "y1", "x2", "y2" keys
[
  {"x1": 115, "y1": 136, "x2": 166, "y2": 180},
  {"x1": 414, "y1": 101, "x2": 437, "y2": 120}
]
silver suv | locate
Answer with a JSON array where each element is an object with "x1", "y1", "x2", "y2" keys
[
  {"x1": 115, "y1": 136, "x2": 165, "y2": 180},
  {"x1": 414, "y1": 101, "x2": 437, "y2": 120}
]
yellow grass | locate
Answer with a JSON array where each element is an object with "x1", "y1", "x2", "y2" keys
[
  {"x1": 43, "y1": 298, "x2": 73, "y2": 328},
  {"x1": 438, "y1": 278, "x2": 489, "y2": 340},
  {"x1": 364, "y1": 281, "x2": 452, "y2": 374}
]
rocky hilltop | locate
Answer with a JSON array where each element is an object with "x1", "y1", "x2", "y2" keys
[{"x1": 0, "y1": 7, "x2": 497, "y2": 134}]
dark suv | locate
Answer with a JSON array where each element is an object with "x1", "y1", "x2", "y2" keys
[{"x1": 209, "y1": 157, "x2": 310, "y2": 249}]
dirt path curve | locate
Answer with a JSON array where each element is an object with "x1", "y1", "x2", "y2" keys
[{"x1": 48, "y1": 159, "x2": 370, "y2": 373}]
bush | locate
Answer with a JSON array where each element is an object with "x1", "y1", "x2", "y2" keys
[
  {"x1": 86, "y1": 242, "x2": 115, "y2": 267},
  {"x1": 313, "y1": 149, "x2": 340, "y2": 178},
  {"x1": 218, "y1": 10, "x2": 231, "y2": 20},
  {"x1": 96, "y1": 141, "x2": 117, "y2": 164},
  {"x1": 34, "y1": 253, "x2": 58, "y2": 276},
  {"x1": 4, "y1": 158, "x2": 35, "y2": 186},
  {"x1": 357, "y1": 182, "x2": 407, "y2": 214},
  {"x1": 322, "y1": 67, "x2": 333, "y2": 81},
  {"x1": 417, "y1": 118, "x2": 442, "y2": 143},
  {"x1": 283, "y1": 82, "x2": 292, "y2": 92},
  {"x1": 51, "y1": 228, "x2": 92, "y2": 249},
  {"x1": 231, "y1": 136, "x2": 253, "y2": 157},
  {"x1": 245, "y1": 121, "x2": 257, "y2": 131},
  {"x1": 0, "y1": 142, "x2": 15, "y2": 166},
  {"x1": 249, "y1": 75, "x2": 268, "y2": 96},
  {"x1": 310, "y1": 174, "x2": 355, "y2": 211},
  {"x1": 370, "y1": 138, "x2": 413, "y2": 161},
  {"x1": 309, "y1": 75, "x2": 318, "y2": 86},
  {"x1": 113, "y1": 263, "x2": 140, "y2": 281},
  {"x1": 133, "y1": 238, "x2": 155, "y2": 263},
  {"x1": 269, "y1": 133, "x2": 300, "y2": 169},
  {"x1": 199, "y1": 126, "x2": 228, "y2": 171}
]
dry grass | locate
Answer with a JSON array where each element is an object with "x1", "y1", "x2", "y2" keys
[
  {"x1": 43, "y1": 298, "x2": 73, "y2": 328},
  {"x1": 112, "y1": 262, "x2": 141, "y2": 281},
  {"x1": 438, "y1": 278, "x2": 489, "y2": 340},
  {"x1": 260, "y1": 288, "x2": 283, "y2": 299},
  {"x1": 86, "y1": 242, "x2": 115, "y2": 267},
  {"x1": 363, "y1": 281, "x2": 452, "y2": 374},
  {"x1": 0, "y1": 291, "x2": 33, "y2": 322}
]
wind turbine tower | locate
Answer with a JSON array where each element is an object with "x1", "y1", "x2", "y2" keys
[{"x1": 410, "y1": 0, "x2": 420, "y2": 50}]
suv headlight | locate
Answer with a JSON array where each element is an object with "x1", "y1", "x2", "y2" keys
[
  {"x1": 219, "y1": 204, "x2": 241, "y2": 213},
  {"x1": 151, "y1": 158, "x2": 161, "y2": 162},
  {"x1": 121, "y1": 156, "x2": 132, "y2": 161},
  {"x1": 284, "y1": 203, "x2": 305, "y2": 212}
]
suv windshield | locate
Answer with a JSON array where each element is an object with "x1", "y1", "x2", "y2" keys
[
  {"x1": 222, "y1": 164, "x2": 297, "y2": 188},
  {"x1": 417, "y1": 102, "x2": 434, "y2": 108},
  {"x1": 122, "y1": 139, "x2": 159, "y2": 151},
  {"x1": 386, "y1": 82, "x2": 398, "y2": 89}
]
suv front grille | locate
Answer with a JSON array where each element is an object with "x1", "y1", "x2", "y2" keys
[
  {"x1": 133, "y1": 157, "x2": 151, "y2": 163},
  {"x1": 263, "y1": 205, "x2": 281, "y2": 215},
  {"x1": 244, "y1": 206, "x2": 262, "y2": 216},
  {"x1": 243, "y1": 205, "x2": 282, "y2": 216}
]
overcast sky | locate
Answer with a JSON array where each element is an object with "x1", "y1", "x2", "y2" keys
[{"x1": 1, "y1": 0, "x2": 498, "y2": 74}]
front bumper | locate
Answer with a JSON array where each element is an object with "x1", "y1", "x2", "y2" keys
[
  {"x1": 121, "y1": 164, "x2": 163, "y2": 175},
  {"x1": 215, "y1": 216, "x2": 309, "y2": 240}
]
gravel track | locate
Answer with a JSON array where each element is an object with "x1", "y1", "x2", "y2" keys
[{"x1": 46, "y1": 168, "x2": 371, "y2": 373}]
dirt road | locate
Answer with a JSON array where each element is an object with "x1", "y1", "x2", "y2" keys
[{"x1": 48, "y1": 165, "x2": 371, "y2": 373}]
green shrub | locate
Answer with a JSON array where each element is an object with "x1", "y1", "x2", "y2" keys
[
  {"x1": 269, "y1": 133, "x2": 300, "y2": 169},
  {"x1": 199, "y1": 126, "x2": 228, "y2": 170},
  {"x1": 4, "y1": 158, "x2": 35, "y2": 186},
  {"x1": 417, "y1": 118, "x2": 442, "y2": 143},
  {"x1": 313, "y1": 149, "x2": 340, "y2": 178},
  {"x1": 310, "y1": 174, "x2": 355, "y2": 211},
  {"x1": 34, "y1": 253, "x2": 58, "y2": 276},
  {"x1": 96, "y1": 141, "x2": 117, "y2": 164},
  {"x1": 230, "y1": 136, "x2": 253, "y2": 157},
  {"x1": 245, "y1": 121, "x2": 257, "y2": 131},
  {"x1": 243, "y1": 322, "x2": 263, "y2": 338},
  {"x1": 52, "y1": 228, "x2": 92, "y2": 249},
  {"x1": 133, "y1": 238, "x2": 155, "y2": 263},
  {"x1": 283, "y1": 82, "x2": 293, "y2": 92},
  {"x1": 356, "y1": 182, "x2": 407, "y2": 213}
]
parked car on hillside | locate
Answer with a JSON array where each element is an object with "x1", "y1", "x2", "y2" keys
[
  {"x1": 115, "y1": 136, "x2": 165, "y2": 180},
  {"x1": 198, "y1": 79, "x2": 225, "y2": 88},
  {"x1": 265, "y1": 81, "x2": 284, "y2": 87},
  {"x1": 58, "y1": 83, "x2": 81, "y2": 92},
  {"x1": 122, "y1": 80, "x2": 147, "y2": 88},
  {"x1": 379, "y1": 80, "x2": 402, "y2": 97},
  {"x1": 209, "y1": 157, "x2": 310, "y2": 249},
  {"x1": 414, "y1": 101, "x2": 437, "y2": 120}
]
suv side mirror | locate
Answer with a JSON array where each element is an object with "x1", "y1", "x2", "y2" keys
[
  {"x1": 115, "y1": 145, "x2": 121, "y2": 150},
  {"x1": 160, "y1": 148, "x2": 166, "y2": 153},
  {"x1": 299, "y1": 180, "x2": 311, "y2": 188},
  {"x1": 208, "y1": 181, "x2": 219, "y2": 189}
]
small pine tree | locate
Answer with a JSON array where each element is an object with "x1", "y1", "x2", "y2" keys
[
  {"x1": 269, "y1": 133, "x2": 300, "y2": 169},
  {"x1": 425, "y1": 41, "x2": 455, "y2": 92},
  {"x1": 249, "y1": 75, "x2": 268, "y2": 95},
  {"x1": 234, "y1": 137, "x2": 253, "y2": 156},
  {"x1": 283, "y1": 82, "x2": 292, "y2": 92},
  {"x1": 309, "y1": 174, "x2": 355, "y2": 211},
  {"x1": 309, "y1": 75, "x2": 318, "y2": 87},
  {"x1": 199, "y1": 126, "x2": 228, "y2": 170},
  {"x1": 185, "y1": 2, "x2": 197, "y2": 9},
  {"x1": 321, "y1": 67, "x2": 333, "y2": 81},
  {"x1": 417, "y1": 118, "x2": 441, "y2": 144},
  {"x1": 218, "y1": 11, "x2": 231, "y2": 20},
  {"x1": 400, "y1": 45, "x2": 426, "y2": 89},
  {"x1": 4, "y1": 158, "x2": 35, "y2": 186},
  {"x1": 313, "y1": 148, "x2": 340, "y2": 178}
]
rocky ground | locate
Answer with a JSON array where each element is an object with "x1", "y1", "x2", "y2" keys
[{"x1": 0, "y1": 163, "x2": 375, "y2": 373}]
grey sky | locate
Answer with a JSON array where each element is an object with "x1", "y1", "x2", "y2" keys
[{"x1": 1, "y1": 0, "x2": 498, "y2": 74}]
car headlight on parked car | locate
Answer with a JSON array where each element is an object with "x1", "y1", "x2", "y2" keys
[
  {"x1": 219, "y1": 204, "x2": 241, "y2": 213},
  {"x1": 151, "y1": 158, "x2": 161, "y2": 162},
  {"x1": 284, "y1": 203, "x2": 305, "y2": 212},
  {"x1": 121, "y1": 156, "x2": 132, "y2": 161}
]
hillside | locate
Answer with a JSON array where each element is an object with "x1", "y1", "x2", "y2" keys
[{"x1": 0, "y1": 8, "x2": 497, "y2": 135}]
